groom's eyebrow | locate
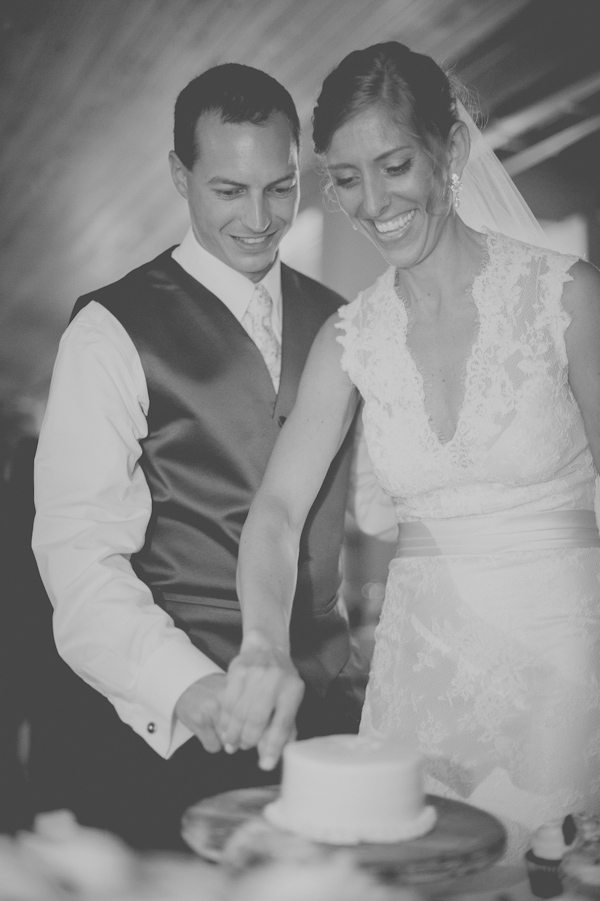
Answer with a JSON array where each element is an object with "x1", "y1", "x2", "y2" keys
[
  {"x1": 207, "y1": 172, "x2": 297, "y2": 187},
  {"x1": 267, "y1": 173, "x2": 297, "y2": 186},
  {"x1": 208, "y1": 176, "x2": 247, "y2": 186}
]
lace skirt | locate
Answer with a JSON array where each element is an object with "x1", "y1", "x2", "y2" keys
[{"x1": 360, "y1": 535, "x2": 600, "y2": 862}]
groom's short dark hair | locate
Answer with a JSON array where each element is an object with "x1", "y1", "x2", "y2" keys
[{"x1": 174, "y1": 63, "x2": 300, "y2": 169}]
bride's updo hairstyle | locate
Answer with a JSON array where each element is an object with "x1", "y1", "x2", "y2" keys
[{"x1": 312, "y1": 42, "x2": 462, "y2": 205}]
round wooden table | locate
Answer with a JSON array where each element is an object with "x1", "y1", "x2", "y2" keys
[{"x1": 181, "y1": 786, "x2": 507, "y2": 885}]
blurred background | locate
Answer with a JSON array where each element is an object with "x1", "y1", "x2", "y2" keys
[{"x1": 1, "y1": 0, "x2": 599, "y2": 705}]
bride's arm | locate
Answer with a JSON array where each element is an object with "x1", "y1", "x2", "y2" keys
[
  {"x1": 219, "y1": 314, "x2": 359, "y2": 769},
  {"x1": 563, "y1": 260, "x2": 600, "y2": 473}
]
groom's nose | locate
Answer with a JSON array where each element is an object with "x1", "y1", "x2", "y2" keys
[{"x1": 242, "y1": 193, "x2": 271, "y2": 233}]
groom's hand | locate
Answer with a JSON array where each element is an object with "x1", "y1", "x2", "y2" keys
[
  {"x1": 175, "y1": 673, "x2": 227, "y2": 753},
  {"x1": 218, "y1": 632, "x2": 305, "y2": 770}
]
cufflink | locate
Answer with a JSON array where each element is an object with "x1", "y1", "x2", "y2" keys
[{"x1": 147, "y1": 722, "x2": 156, "y2": 734}]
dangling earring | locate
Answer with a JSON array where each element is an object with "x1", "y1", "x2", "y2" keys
[{"x1": 450, "y1": 173, "x2": 462, "y2": 210}]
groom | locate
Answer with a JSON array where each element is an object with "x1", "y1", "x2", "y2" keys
[{"x1": 32, "y1": 63, "x2": 363, "y2": 850}]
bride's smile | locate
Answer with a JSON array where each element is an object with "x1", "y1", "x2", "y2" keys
[{"x1": 325, "y1": 104, "x2": 461, "y2": 271}]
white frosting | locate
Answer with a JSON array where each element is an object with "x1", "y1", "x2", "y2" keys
[
  {"x1": 531, "y1": 819, "x2": 569, "y2": 860},
  {"x1": 264, "y1": 735, "x2": 437, "y2": 845}
]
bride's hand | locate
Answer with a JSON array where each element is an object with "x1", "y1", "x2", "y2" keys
[{"x1": 218, "y1": 631, "x2": 305, "y2": 770}]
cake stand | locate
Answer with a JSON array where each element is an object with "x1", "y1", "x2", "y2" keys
[{"x1": 181, "y1": 786, "x2": 507, "y2": 885}]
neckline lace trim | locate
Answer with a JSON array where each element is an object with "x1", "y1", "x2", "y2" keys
[{"x1": 391, "y1": 230, "x2": 496, "y2": 447}]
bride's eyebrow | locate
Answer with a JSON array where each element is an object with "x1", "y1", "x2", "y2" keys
[
  {"x1": 328, "y1": 145, "x2": 414, "y2": 169},
  {"x1": 375, "y1": 145, "x2": 414, "y2": 161}
]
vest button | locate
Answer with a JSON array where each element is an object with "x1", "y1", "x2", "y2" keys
[
  {"x1": 277, "y1": 415, "x2": 287, "y2": 427},
  {"x1": 147, "y1": 722, "x2": 156, "y2": 734}
]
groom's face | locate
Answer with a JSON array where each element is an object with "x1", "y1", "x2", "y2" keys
[{"x1": 169, "y1": 110, "x2": 299, "y2": 283}]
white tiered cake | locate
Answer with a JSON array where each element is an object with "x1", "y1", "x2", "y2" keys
[{"x1": 264, "y1": 734, "x2": 437, "y2": 845}]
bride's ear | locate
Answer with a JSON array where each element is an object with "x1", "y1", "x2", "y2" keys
[{"x1": 447, "y1": 120, "x2": 470, "y2": 179}]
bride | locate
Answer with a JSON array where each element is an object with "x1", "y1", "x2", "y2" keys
[{"x1": 218, "y1": 42, "x2": 600, "y2": 859}]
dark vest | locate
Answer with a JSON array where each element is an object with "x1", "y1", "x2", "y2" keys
[{"x1": 73, "y1": 249, "x2": 355, "y2": 694}]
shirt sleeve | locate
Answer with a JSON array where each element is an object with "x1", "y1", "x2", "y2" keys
[
  {"x1": 32, "y1": 302, "x2": 223, "y2": 758},
  {"x1": 347, "y1": 416, "x2": 398, "y2": 543}
]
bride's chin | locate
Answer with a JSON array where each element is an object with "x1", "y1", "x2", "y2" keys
[{"x1": 377, "y1": 238, "x2": 422, "y2": 269}]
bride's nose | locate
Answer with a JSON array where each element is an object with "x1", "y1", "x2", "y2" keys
[{"x1": 360, "y1": 173, "x2": 390, "y2": 219}]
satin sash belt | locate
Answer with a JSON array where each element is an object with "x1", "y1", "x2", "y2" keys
[{"x1": 395, "y1": 510, "x2": 600, "y2": 557}]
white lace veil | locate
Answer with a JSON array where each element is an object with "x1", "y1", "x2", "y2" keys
[{"x1": 456, "y1": 100, "x2": 551, "y2": 249}]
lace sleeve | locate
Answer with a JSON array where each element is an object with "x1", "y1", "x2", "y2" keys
[
  {"x1": 335, "y1": 268, "x2": 396, "y2": 383},
  {"x1": 538, "y1": 248, "x2": 579, "y2": 368},
  {"x1": 335, "y1": 296, "x2": 361, "y2": 377}
]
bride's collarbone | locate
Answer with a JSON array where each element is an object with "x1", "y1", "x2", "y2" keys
[
  {"x1": 406, "y1": 309, "x2": 479, "y2": 376},
  {"x1": 404, "y1": 304, "x2": 480, "y2": 438}
]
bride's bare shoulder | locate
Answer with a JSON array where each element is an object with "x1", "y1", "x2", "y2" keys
[
  {"x1": 562, "y1": 258, "x2": 600, "y2": 318},
  {"x1": 312, "y1": 311, "x2": 347, "y2": 351}
]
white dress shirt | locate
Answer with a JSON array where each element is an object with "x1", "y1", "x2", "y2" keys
[
  {"x1": 172, "y1": 229, "x2": 282, "y2": 342},
  {"x1": 32, "y1": 229, "x2": 283, "y2": 758},
  {"x1": 32, "y1": 228, "x2": 392, "y2": 760}
]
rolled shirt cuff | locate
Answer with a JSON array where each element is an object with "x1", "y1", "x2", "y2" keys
[{"x1": 117, "y1": 638, "x2": 224, "y2": 758}]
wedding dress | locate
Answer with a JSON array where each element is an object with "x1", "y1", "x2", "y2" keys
[{"x1": 337, "y1": 229, "x2": 600, "y2": 861}]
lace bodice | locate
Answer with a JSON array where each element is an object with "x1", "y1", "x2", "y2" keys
[
  {"x1": 344, "y1": 232, "x2": 600, "y2": 862},
  {"x1": 337, "y1": 230, "x2": 594, "y2": 521}
]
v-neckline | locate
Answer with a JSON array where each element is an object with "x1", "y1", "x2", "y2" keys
[{"x1": 396, "y1": 231, "x2": 492, "y2": 447}]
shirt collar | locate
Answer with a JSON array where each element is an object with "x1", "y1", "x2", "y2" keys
[{"x1": 171, "y1": 228, "x2": 282, "y2": 333}]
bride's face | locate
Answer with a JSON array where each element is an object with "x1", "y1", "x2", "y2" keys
[{"x1": 325, "y1": 104, "x2": 451, "y2": 270}]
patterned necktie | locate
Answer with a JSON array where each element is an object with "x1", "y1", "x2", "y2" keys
[{"x1": 242, "y1": 283, "x2": 281, "y2": 391}]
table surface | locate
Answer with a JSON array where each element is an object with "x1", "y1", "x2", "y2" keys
[
  {"x1": 180, "y1": 785, "x2": 535, "y2": 894},
  {"x1": 422, "y1": 863, "x2": 534, "y2": 900}
]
